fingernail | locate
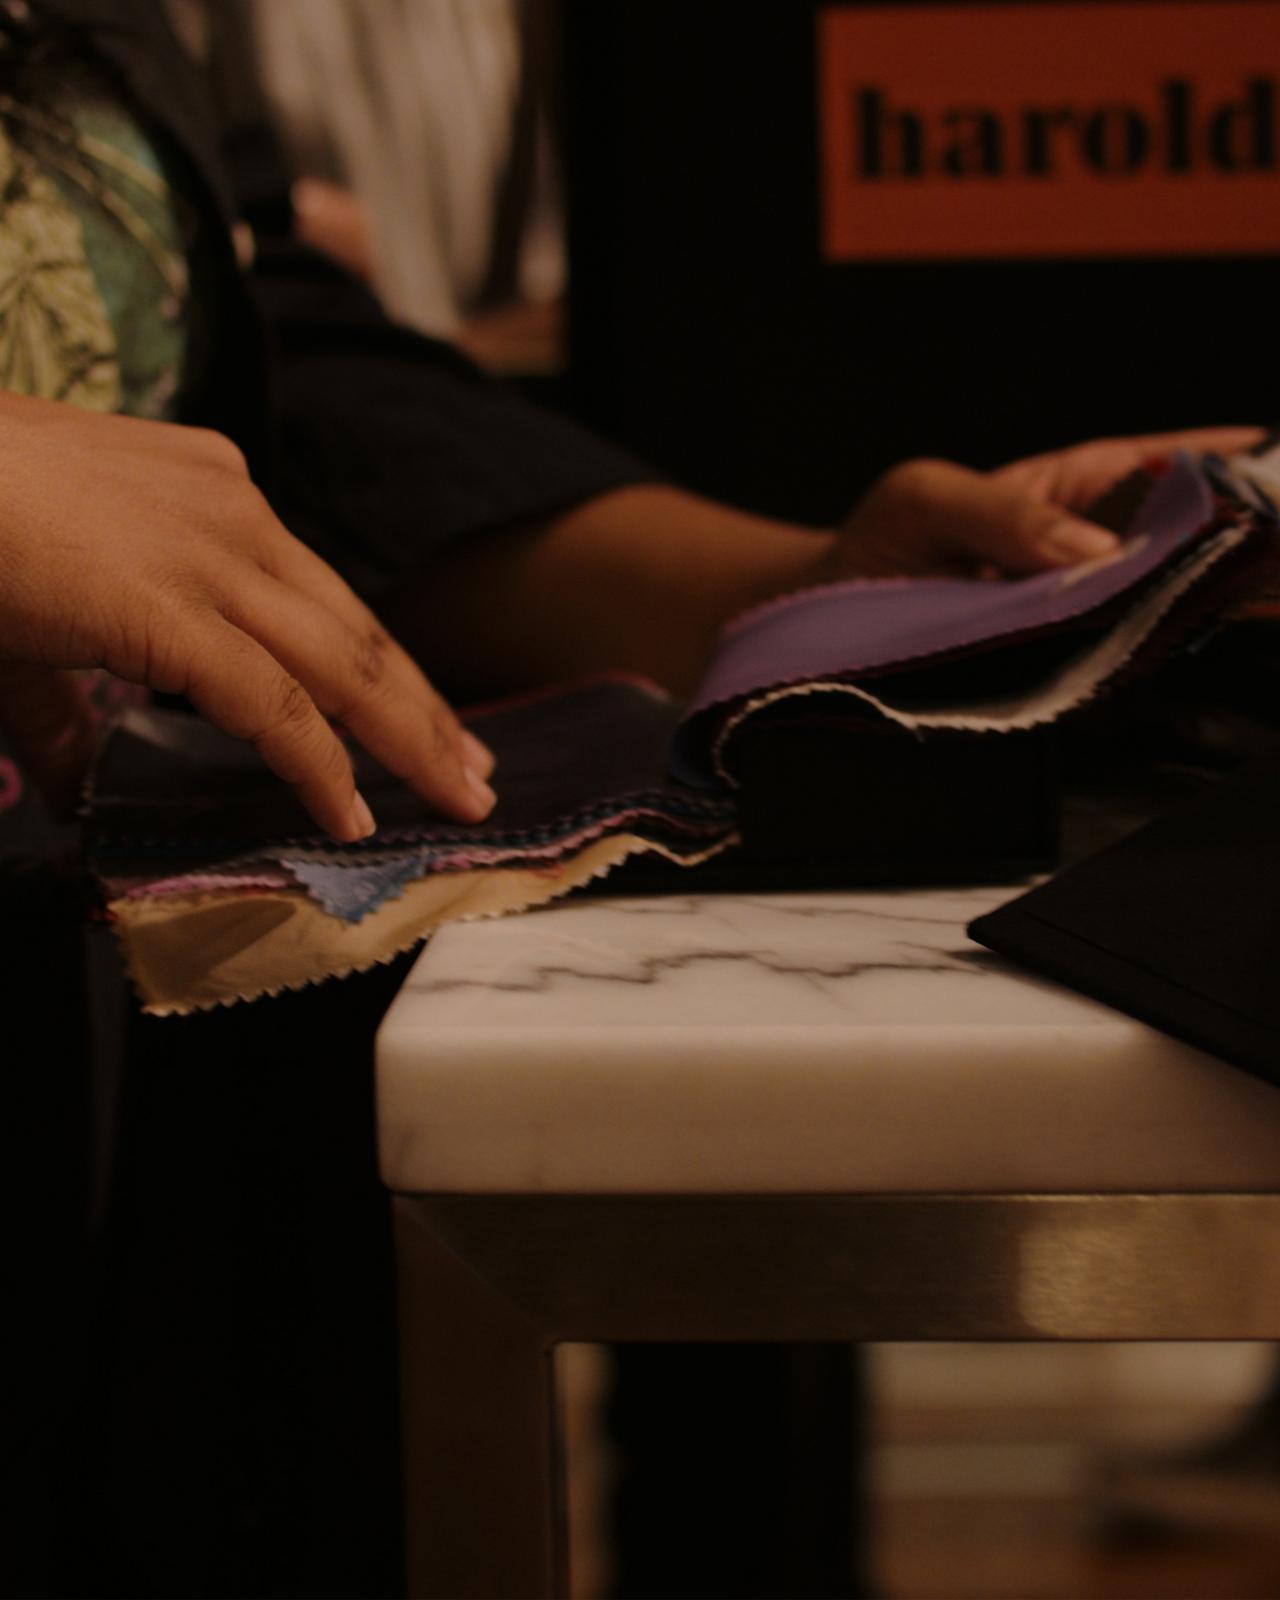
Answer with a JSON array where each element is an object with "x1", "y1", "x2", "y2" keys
[
  {"x1": 464, "y1": 767, "x2": 497, "y2": 818},
  {"x1": 350, "y1": 790, "x2": 377, "y2": 840},
  {"x1": 462, "y1": 728, "x2": 496, "y2": 779},
  {"x1": 1042, "y1": 521, "x2": 1120, "y2": 562}
]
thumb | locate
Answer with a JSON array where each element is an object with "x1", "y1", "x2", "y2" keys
[
  {"x1": 991, "y1": 500, "x2": 1124, "y2": 574},
  {"x1": 898, "y1": 460, "x2": 1122, "y2": 575}
]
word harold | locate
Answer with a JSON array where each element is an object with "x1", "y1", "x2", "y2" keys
[{"x1": 852, "y1": 79, "x2": 1274, "y2": 181}]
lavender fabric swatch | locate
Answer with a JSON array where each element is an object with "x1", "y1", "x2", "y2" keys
[{"x1": 688, "y1": 456, "x2": 1213, "y2": 722}]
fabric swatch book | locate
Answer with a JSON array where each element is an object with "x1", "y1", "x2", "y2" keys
[{"x1": 86, "y1": 450, "x2": 1280, "y2": 1014}]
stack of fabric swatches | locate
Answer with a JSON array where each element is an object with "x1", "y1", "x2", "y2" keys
[{"x1": 87, "y1": 449, "x2": 1280, "y2": 1014}]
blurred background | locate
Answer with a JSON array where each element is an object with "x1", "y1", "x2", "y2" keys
[
  {"x1": 178, "y1": 0, "x2": 1280, "y2": 514},
  {"x1": 561, "y1": 1339, "x2": 1280, "y2": 1599}
]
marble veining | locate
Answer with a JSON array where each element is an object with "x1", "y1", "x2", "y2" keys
[
  {"x1": 377, "y1": 887, "x2": 1280, "y2": 1195},
  {"x1": 396, "y1": 887, "x2": 1079, "y2": 1030}
]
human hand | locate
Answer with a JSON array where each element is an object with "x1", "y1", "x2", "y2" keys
[
  {"x1": 827, "y1": 427, "x2": 1265, "y2": 583},
  {"x1": 0, "y1": 393, "x2": 495, "y2": 840}
]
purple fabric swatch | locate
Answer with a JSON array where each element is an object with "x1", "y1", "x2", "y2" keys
[{"x1": 688, "y1": 455, "x2": 1213, "y2": 719}]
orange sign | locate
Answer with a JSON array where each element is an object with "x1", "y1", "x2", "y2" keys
[{"x1": 818, "y1": 1, "x2": 1280, "y2": 259}]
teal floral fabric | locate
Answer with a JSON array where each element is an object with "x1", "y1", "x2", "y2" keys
[{"x1": 0, "y1": 64, "x2": 193, "y2": 419}]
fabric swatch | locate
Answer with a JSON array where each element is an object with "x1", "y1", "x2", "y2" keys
[{"x1": 85, "y1": 450, "x2": 1280, "y2": 1014}]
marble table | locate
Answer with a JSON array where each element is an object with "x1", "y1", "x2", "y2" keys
[{"x1": 376, "y1": 885, "x2": 1280, "y2": 1599}]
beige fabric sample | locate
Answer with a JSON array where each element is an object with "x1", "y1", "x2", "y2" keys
[{"x1": 112, "y1": 832, "x2": 732, "y2": 1015}]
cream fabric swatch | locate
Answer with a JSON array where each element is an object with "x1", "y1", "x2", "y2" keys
[{"x1": 112, "y1": 832, "x2": 732, "y2": 1015}]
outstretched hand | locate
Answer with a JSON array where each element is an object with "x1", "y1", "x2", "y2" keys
[
  {"x1": 0, "y1": 394, "x2": 495, "y2": 840},
  {"x1": 829, "y1": 426, "x2": 1264, "y2": 582}
]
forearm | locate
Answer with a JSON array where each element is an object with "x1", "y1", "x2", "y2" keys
[
  {"x1": 382, "y1": 427, "x2": 1262, "y2": 705},
  {"x1": 386, "y1": 485, "x2": 836, "y2": 699}
]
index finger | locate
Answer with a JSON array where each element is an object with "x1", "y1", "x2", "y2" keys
[
  {"x1": 180, "y1": 618, "x2": 376, "y2": 842},
  {"x1": 246, "y1": 527, "x2": 498, "y2": 780},
  {"x1": 1125, "y1": 426, "x2": 1266, "y2": 458},
  {"x1": 223, "y1": 574, "x2": 496, "y2": 824}
]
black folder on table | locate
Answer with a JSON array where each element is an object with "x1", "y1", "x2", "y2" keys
[{"x1": 968, "y1": 757, "x2": 1280, "y2": 1088}]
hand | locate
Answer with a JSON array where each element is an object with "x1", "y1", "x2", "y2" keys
[
  {"x1": 0, "y1": 393, "x2": 495, "y2": 840},
  {"x1": 827, "y1": 427, "x2": 1265, "y2": 583}
]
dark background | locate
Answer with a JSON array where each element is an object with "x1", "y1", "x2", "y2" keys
[{"x1": 562, "y1": 0, "x2": 1279, "y2": 524}]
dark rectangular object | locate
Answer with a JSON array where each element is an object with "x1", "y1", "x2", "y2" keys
[
  {"x1": 969, "y1": 757, "x2": 1280, "y2": 1086},
  {"x1": 734, "y1": 718, "x2": 1060, "y2": 885}
]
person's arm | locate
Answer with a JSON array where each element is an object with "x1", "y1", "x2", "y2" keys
[
  {"x1": 229, "y1": 222, "x2": 1267, "y2": 702},
  {"x1": 0, "y1": 393, "x2": 494, "y2": 840},
  {"x1": 383, "y1": 427, "x2": 1264, "y2": 700},
  {"x1": 244, "y1": 234, "x2": 663, "y2": 594},
  {"x1": 243, "y1": 225, "x2": 1260, "y2": 697}
]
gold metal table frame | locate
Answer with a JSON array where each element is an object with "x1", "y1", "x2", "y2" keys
[{"x1": 395, "y1": 1189, "x2": 1280, "y2": 1600}]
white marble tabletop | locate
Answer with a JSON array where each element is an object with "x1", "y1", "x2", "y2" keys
[{"x1": 375, "y1": 886, "x2": 1280, "y2": 1196}]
